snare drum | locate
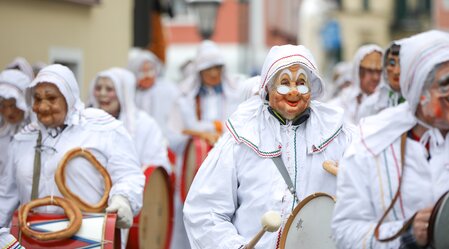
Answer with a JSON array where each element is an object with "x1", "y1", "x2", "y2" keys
[
  {"x1": 127, "y1": 166, "x2": 174, "y2": 249},
  {"x1": 279, "y1": 192, "x2": 336, "y2": 249},
  {"x1": 11, "y1": 211, "x2": 120, "y2": 249},
  {"x1": 180, "y1": 137, "x2": 212, "y2": 202}
]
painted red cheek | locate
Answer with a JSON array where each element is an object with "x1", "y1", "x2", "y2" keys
[{"x1": 434, "y1": 101, "x2": 443, "y2": 118}]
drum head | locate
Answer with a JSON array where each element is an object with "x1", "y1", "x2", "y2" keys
[
  {"x1": 138, "y1": 167, "x2": 172, "y2": 249},
  {"x1": 181, "y1": 137, "x2": 211, "y2": 202},
  {"x1": 433, "y1": 193, "x2": 449, "y2": 249},
  {"x1": 280, "y1": 193, "x2": 336, "y2": 249}
]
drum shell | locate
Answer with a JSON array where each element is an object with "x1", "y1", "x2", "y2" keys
[
  {"x1": 11, "y1": 211, "x2": 120, "y2": 249},
  {"x1": 127, "y1": 166, "x2": 174, "y2": 249},
  {"x1": 180, "y1": 137, "x2": 212, "y2": 202}
]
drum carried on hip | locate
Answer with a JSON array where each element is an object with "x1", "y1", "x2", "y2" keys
[
  {"x1": 11, "y1": 211, "x2": 120, "y2": 249},
  {"x1": 127, "y1": 166, "x2": 174, "y2": 249},
  {"x1": 428, "y1": 191, "x2": 449, "y2": 249},
  {"x1": 279, "y1": 192, "x2": 336, "y2": 249},
  {"x1": 180, "y1": 137, "x2": 212, "y2": 202}
]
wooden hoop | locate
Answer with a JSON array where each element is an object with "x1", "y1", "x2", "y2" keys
[
  {"x1": 55, "y1": 147, "x2": 112, "y2": 213},
  {"x1": 18, "y1": 196, "x2": 82, "y2": 241}
]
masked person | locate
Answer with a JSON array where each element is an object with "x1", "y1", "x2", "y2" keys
[
  {"x1": 332, "y1": 45, "x2": 383, "y2": 124},
  {"x1": 128, "y1": 49, "x2": 183, "y2": 149},
  {"x1": 358, "y1": 40, "x2": 406, "y2": 120},
  {"x1": 0, "y1": 70, "x2": 31, "y2": 173},
  {"x1": 89, "y1": 68, "x2": 170, "y2": 173},
  {"x1": 183, "y1": 44, "x2": 355, "y2": 249},
  {"x1": 332, "y1": 30, "x2": 449, "y2": 249},
  {"x1": 0, "y1": 70, "x2": 30, "y2": 248},
  {"x1": 177, "y1": 40, "x2": 245, "y2": 145},
  {"x1": 0, "y1": 64, "x2": 145, "y2": 245}
]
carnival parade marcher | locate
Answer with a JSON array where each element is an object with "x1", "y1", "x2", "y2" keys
[
  {"x1": 128, "y1": 49, "x2": 184, "y2": 150},
  {"x1": 0, "y1": 70, "x2": 31, "y2": 175},
  {"x1": 331, "y1": 44, "x2": 383, "y2": 124},
  {"x1": 0, "y1": 64, "x2": 145, "y2": 246},
  {"x1": 183, "y1": 44, "x2": 355, "y2": 248},
  {"x1": 357, "y1": 40, "x2": 406, "y2": 120},
  {"x1": 332, "y1": 30, "x2": 449, "y2": 249},
  {"x1": 177, "y1": 40, "x2": 246, "y2": 144},
  {"x1": 89, "y1": 67, "x2": 171, "y2": 173}
]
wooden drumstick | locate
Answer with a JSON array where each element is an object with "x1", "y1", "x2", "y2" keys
[
  {"x1": 246, "y1": 211, "x2": 281, "y2": 249},
  {"x1": 323, "y1": 160, "x2": 338, "y2": 176}
]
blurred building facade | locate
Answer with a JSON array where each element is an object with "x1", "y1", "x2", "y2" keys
[{"x1": 0, "y1": 0, "x2": 133, "y2": 99}]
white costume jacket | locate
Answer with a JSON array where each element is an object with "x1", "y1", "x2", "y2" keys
[
  {"x1": 332, "y1": 30, "x2": 449, "y2": 249},
  {"x1": 183, "y1": 45, "x2": 355, "y2": 249},
  {"x1": 0, "y1": 65, "x2": 145, "y2": 227}
]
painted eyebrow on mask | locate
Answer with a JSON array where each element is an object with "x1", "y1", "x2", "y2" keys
[{"x1": 278, "y1": 68, "x2": 309, "y2": 82}]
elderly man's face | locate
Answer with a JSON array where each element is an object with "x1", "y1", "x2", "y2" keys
[
  {"x1": 419, "y1": 61, "x2": 449, "y2": 131},
  {"x1": 94, "y1": 77, "x2": 120, "y2": 118},
  {"x1": 200, "y1": 65, "x2": 223, "y2": 87},
  {"x1": 268, "y1": 64, "x2": 311, "y2": 120},
  {"x1": 0, "y1": 98, "x2": 24, "y2": 124},
  {"x1": 386, "y1": 50, "x2": 401, "y2": 92},
  {"x1": 359, "y1": 51, "x2": 382, "y2": 95},
  {"x1": 32, "y1": 83, "x2": 68, "y2": 128}
]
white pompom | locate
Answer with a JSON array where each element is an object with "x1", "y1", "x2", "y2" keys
[{"x1": 261, "y1": 211, "x2": 281, "y2": 232}]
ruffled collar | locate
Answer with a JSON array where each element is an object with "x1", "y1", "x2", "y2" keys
[{"x1": 226, "y1": 97, "x2": 344, "y2": 158}]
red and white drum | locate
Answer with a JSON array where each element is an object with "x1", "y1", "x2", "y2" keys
[
  {"x1": 279, "y1": 192, "x2": 336, "y2": 249},
  {"x1": 180, "y1": 137, "x2": 212, "y2": 202},
  {"x1": 127, "y1": 166, "x2": 174, "y2": 249},
  {"x1": 11, "y1": 211, "x2": 120, "y2": 249}
]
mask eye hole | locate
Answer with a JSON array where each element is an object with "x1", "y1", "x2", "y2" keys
[
  {"x1": 276, "y1": 85, "x2": 290, "y2": 95},
  {"x1": 298, "y1": 85, "x2": 309, "y2": 94}
]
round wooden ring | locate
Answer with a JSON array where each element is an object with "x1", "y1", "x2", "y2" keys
[
  {"x1": 18, "y1": 196, "x2": 82, "y2": 241},
  {"x1": 55, "y1": 147, "x2": 112, "y2": 213}
]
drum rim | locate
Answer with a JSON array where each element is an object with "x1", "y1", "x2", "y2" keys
[
  {"x1": 180, "y1": 137, "x2": 211, "y2": 203},
  {"x1": 279, "y1": 192, "x2": 336, "y2": 249},
  {"x1": 128, "y1": 166, "x2": 174, "y2": 249},
  {"x1": 433, "y1": 192, "x2": 449, "y2": 249}
]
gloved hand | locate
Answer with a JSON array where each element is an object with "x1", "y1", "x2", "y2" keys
[{"x1": 105, "y1": 195, "x2": 133, "y2": 229}]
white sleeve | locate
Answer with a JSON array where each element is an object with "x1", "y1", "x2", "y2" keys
[
  {"x1": 0, "y1": 143, "x2": 20, "y2": 228},
  {"x1": 183, "y1": 135, "x2": 246, "y2": 249},
  {"x1": 178, "y1": 97, "x2": 215, "y2": 132},
  {"x1": 332, "y1": 154, "x2": 404, "y2": 249},
  {"x1": 106, "y1": 127, "x2": 145, "y2": 216}
]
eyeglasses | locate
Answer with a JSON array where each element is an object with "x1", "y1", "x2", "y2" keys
[{"x1": 276, "y1": 85, "x2": 310, "y2": 95}]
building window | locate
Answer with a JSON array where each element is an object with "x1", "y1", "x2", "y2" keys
[
  {"x1": 393, "y1": 0, "x2": 431, "y2": 32},
  {"x1": 362, "y1": 0, "x2": 369, "y2": 11}
]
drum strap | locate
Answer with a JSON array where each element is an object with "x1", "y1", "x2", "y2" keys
[
  {"x1": 374, "y1": 133, "x2": 413, "y2": 242},
  {"x1": 272, "y1": 156, "x2": 299, "y2": 203},
  {"x1": 31, "y1": 131, "x2": 42, "y2": 200}
]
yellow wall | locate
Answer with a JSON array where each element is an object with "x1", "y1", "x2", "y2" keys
[{"x1": 0, "y1": 0, "x2": 132, "y2": 100}]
